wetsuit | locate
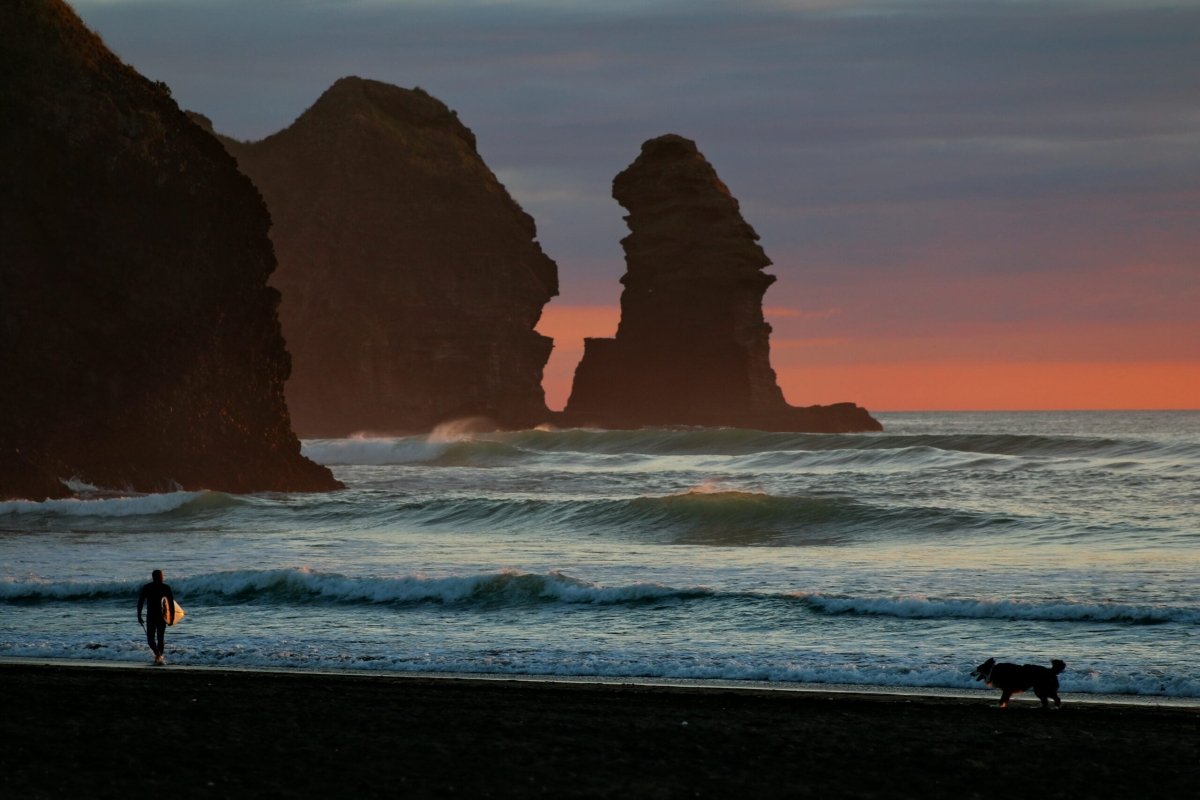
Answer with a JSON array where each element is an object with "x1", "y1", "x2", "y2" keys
[{"x1": 137, "y1": 580, "x2": 175, "y2": 657}]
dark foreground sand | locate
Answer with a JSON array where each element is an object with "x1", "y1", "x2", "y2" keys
[{"x1": 2, "y1": 663, "x2": 1196, "y2": 799}]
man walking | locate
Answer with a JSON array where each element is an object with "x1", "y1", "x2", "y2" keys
[{"x1": 136, "y1": 569, "x2": 176, "y2": 665}]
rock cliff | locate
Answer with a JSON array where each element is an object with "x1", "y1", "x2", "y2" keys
[
  {"x1": 0, "y1": 0, "x2": 341, "y2": 500},
  {"x1": 209, "y1": 78, "x2": 559, "y2": 436},
  {"x1": 564, "y1": 135, "x2": 880, "y2": 432}
]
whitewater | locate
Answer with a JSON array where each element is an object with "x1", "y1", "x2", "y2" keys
[{"x1": 2, "y1": 411, "x2": 1197, "y2": 700}]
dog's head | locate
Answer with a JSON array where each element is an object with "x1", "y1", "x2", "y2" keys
[{"x1": 971, "y1": 658, "x2": 996, "y2": 682}]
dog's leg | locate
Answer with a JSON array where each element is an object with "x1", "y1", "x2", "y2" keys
[
  {"x1": 998, "y1": 690, "x2": 1012, "y2": 709},
  {"x1": 1034, "y1": 688, "x2": 1050, "y2": 708}
]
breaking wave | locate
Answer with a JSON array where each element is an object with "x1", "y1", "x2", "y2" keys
[
  {"x1": 5, "y1": 569, "x2": 1196, "y2": 624},
  {"x1": 0, "y1": 491, "x2": 238, "y2": 518},
  {"x1": 365, "y1": 489, "x2": 1015, "y2": 543},
  {"x1": 0, "y1": 568, "x2": 709, "y2": 607},
  {"x1": 0, "y1": 484, "x2": 1042, "y2": 542}
]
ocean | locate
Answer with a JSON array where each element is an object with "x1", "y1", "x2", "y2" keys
[{"x1": 2, "y1": 411, "x2": 1197, "y2": 701}]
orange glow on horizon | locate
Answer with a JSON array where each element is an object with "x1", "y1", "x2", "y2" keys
[
  {"x1": 774, "y1": 360, "x2": 1200, "y2": 412},
  {"x1": 537, "y1": 305, "x2": 1198, "y2": 413},
  {"x1": 537, "y1": 305, "x2": 621, "y2": 410}
]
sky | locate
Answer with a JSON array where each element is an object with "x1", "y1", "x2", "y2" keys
[{"x1": 72, "y1": 0, "x2": 1200, "y2": 411}]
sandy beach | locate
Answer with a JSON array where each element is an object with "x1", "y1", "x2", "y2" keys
[{"x1": 2, "y1": 662, "x2": 1196, "y2": 799}]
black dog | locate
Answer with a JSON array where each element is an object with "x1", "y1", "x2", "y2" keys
[{"x1": 971, "y1": 658, "x2": 1065, "y2": 708}]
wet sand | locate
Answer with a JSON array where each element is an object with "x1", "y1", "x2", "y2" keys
[{"x1": 2, "y1": 662, "x2": 1196, "y2": 798}]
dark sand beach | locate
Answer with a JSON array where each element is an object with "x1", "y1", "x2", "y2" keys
[{"x1": 1, "y1": 663, "x2": 1196, "y2": 798}]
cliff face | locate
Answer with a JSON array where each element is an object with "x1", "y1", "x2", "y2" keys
[
  {"x1": 210, "y1": 78, "x2": 559, "y2": 436},
  {"x1": 0, "y1": 0, "x2": 341, "y2": 500},
  {"x1": 564, "y1": 135, "x2": 880, "y2": 433}
]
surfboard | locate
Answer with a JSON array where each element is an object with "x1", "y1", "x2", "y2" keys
[{"x1": 161, "y1": 597, "x2": 186, "y2": 626}]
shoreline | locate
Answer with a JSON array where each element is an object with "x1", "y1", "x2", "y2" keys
[
  {"x1": 3, "y1": 660, "x2": 1196, "y2": 798},
  {"x1": 4, "y1": 655, "x2": 1197, "y2": 709}
]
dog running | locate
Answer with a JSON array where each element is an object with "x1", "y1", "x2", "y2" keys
[{"x1": 971, "y1": 658, "x2": 1066, "y2": 709}]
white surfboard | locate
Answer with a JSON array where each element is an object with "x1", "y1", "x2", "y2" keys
[{"x1": 161, "y1": 597, "x2": 186, "y2": 625}]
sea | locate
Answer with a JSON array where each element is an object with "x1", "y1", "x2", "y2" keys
[{"x1": 2, "y1": 411, "x2": 1197, "y2": 702}]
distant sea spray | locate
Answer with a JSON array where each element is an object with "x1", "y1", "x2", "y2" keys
[{"x1": 301, "y1": 427, "x2": 1200, "y2": 470}]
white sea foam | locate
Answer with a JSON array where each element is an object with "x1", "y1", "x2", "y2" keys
[{"x1": 2, "y1": 638, "x2": 1196, "y2": 698}]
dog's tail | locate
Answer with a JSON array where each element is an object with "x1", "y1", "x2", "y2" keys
[{"x1": 1051, "y1": 659, "x2": 1066, "y2": 674}]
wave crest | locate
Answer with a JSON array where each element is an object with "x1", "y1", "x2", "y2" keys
[
  {"x1": 0, "y1": 491, "x2": 235, "y2": 518},
  {"x1": 792, "y1": 592, "x2": 1199, "y2": 624},
  {"x1": 0, "y1": 569, "x2": 710, "y2": 607},
  {"x1": 6, "y1": 570, "x2": 1196, "y2": 625},
  {"x1": 382, "y1": 490, "x2": 1007, "y2": 545}
]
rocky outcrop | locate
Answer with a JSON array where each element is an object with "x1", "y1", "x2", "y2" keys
[
  {"x1": 209, "y1": 78, "x2": 559, "y2": 436},
  {"x1": 564, "y1": 135, "x2": 880, "y2": 432},
  {"x1": 0, "y1": 0, "x2": 341, "y2": 500}
]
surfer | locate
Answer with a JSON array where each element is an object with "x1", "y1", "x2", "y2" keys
[{"x1": 136, "y1": 569, "x2": 176, "y2": 665}]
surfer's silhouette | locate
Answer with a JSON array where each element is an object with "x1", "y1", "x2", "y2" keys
[{"x1": 137, "y1": 569, "x2": 176, "y2": 665}]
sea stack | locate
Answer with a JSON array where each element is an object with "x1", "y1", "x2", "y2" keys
[
  {"x1": 0, "y1": 0, "x2": 341, "y2": 500},
  {"x1": 209, "y1": 78, "x2": 559, "y2": 436},
  {"x1": 564, "y1": 135, "x2": 880, "y2": 432}
]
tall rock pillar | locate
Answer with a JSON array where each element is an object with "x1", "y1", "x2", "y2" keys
[
  {"x1": 565, "y1": 135, "x2": 879, "y2": 433},
  {"x1": 211, "y1": 78, "x2": 559, "y2": 436}
]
